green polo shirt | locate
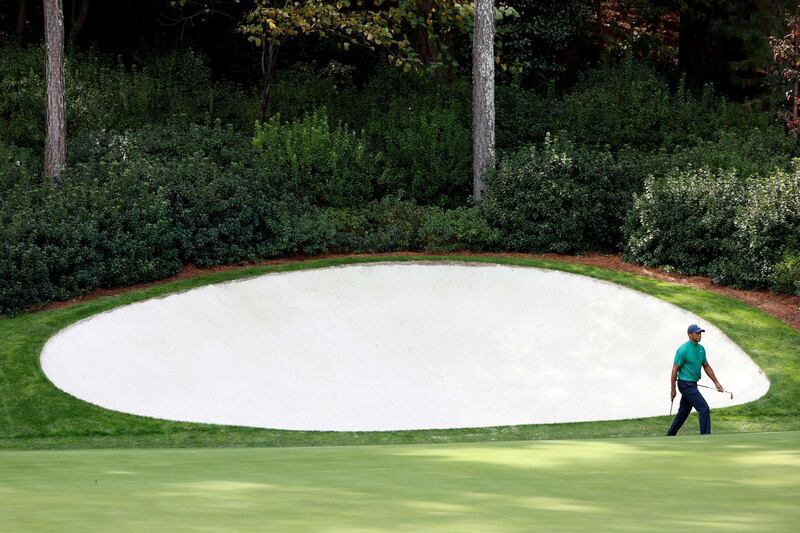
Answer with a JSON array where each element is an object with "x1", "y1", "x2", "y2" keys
[{"x1": 674, "y1": 341, "x2": 706, "y2": 382}]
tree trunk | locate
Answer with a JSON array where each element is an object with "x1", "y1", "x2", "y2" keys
[
  {"x1": 68, "y1": 0, "x2": 90, "y2": 46},
  {"x1": 15, "y1": 0, "x2": 27, "y2": 48},
  {"x1": 257, "y1": 36, "x2": 279, "y2": 122},
  {"x1": 44, "y1": 0, "x2": 66, "y2": 178},
  {"x1": 794, "y1": 79, "x2": 799, "y2": 120},
  {"x1": 472, "y1": 0, "x2": 495, "y2": 202},
  {"x1": 410, "y1": 1, "x2": 435, "y2": 65}
]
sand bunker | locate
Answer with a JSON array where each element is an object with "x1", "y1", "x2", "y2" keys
[{"x1": 41, "y1": 263, "x2": 770, "y2": 431}]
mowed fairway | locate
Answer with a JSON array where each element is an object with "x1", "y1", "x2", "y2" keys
[{"x1": 2, "y1": 432, "x2": 798, "y2": 532}]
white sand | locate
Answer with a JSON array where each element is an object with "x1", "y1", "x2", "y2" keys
[{"x1": 40, "y1": 263, "x2": 770, "y2": 431}]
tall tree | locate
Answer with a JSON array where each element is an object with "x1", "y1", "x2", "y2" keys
[
  {"x1": 15, "y1": 0, "x2": 27, "y2": 47},
  {"x1": 472, "y1": 0, "x2": 494, "y2": 201},
  {"x1": 238, "y1": 0, "x2": 475, "y2": 120},
  {"x1": 44, "y1": 0, "x2": 66, "y2": 177},
  {"x1": 771, "y1": 12, "x2": 800, "y2": 132},
  {"x1": 68, "y1": 0, "x2": 90, "y2": 45}
]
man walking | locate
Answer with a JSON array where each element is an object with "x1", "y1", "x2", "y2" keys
[{"x1": 666, "y1": 324, "x2": 724, "y2": 436}]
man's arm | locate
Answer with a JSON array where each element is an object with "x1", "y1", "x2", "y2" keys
[
  {"x1": 703, "y1": 361, "x2": 724, "y2": 392},
  {"x1": 670, "y1": 364, "x2": 680, "y2": 400}
]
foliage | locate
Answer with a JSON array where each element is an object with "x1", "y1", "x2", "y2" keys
[
  {"x1": 252, "y1": 109, "x2": 381, "y2": 207},
  {"x1": 235, "y1": 0, "x2": 496, "y2": 72},
  {"x1": 364, "y1": 92, "x2": 472, "y2": 206},
  {"x1": 0, "y1": 122, "x2": 314, "y2": 315},
  {"x1": 0, "y1": 46, "x2": 46, "y2": 151},
  {"x1": 772, "y1": 250, "x2": 800, "y2": 295},
  {"x1": 418, "y1": 206, "x2": 499, "y2": 252},
  {"x1": 494, "y1": 83, "x2": 558, "y2": 153},
  {"x1": 322, "y1": 197, "x2": 428, "y2": 252},
  {"x1": 494, "y1": 0, "x2": 590, "y2": 87},
  {"x1": 624, "y1": 164, "x2": 800, "y2": 291},
  {"x1": 667, "y1": 126, "x2": 798, "y2": 179},
  {"x1": 0, "y1": 45, "x2": 255, "y2": 158},
  {"x1": 266, "y1": 66, "x2": 473, "y2": 207},
  {"x1": 624, "y1": 167, "x2": 743, "y2": 276},
  {"x1": 321, "y1": 199, "x2": 497, "y2": 253},
  {"x1": 481, "y1": 136, "x2": 641, "y2": 254},
  {"x1": 718, "y1": 165, "x2": 800, "y2": 288},
  {"x1": 770, "y1": 12, "x2": 800, "y2": 133},
  {"x1": 554, "y1": 58, "x2": 792, "y2": 153}
]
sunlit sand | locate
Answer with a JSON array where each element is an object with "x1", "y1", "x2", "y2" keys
[{"x1": 41, "y1": 263, "x2": 770, "y2": 431}]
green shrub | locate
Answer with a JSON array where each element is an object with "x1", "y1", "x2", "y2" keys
[
  {"x1": 268, "y1": 66, "x2": 473, "y2": 207},
  {"x1": 668, "y1": 127, "x2": 797, "y2": 179},
  {"x1": 0, "y1": 46, "x2": 45, "y2": 151},
  {"x1": 716, "y1": 167, "x2": 800, "y2": 288},
  {"x1": 0, "y1": 46, "x2": 254, "y2": 156},
  {"x1": 0, "y1": 169, "x2": 181, "y2": 312},
  {"x1": 624, "y1": 164, "x2": 800, "y2": 290},
  {"x1": 559, "y1": 58, "x2": 672, "y2": 150},
  {"x1": 268, "y1": 62, "x2": 356, "y2": 124},
  {"x1": 0, "y1": 140, "x2": 39, "y2": 192},
  {"x1": 555, "y1": 58, "x2": 794, "y2": 159},
  {"x1": 482, "y1": 136, "x2": 642, "y2": 254},
  {"x1": 419, "y1": 207, "x2": 500, "y2": 252},
  {"x1": 772, "y1": 251, "x2": 800, "y2": 295},
  {"x1": 323, "y1": 198, "x2": 428, "y2": 253},
  {"x1": 624, "y1": 168, "x2": 743, "y2": 276},
  {"x1": 495, "y1": 84, "x2": 558, "y2": 153},
  {"x1": 0, "y1": 122, "x2": 311, "y2": 315},
  {"x1": 253, "y1": 110, "x2": 380, "y2": 208},
  {"x1": 361, "y1": 79, "x2": 472, "y2": 207}
]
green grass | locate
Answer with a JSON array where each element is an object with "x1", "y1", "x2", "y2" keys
[
  {"x1": 1, "y1": 431, "x2": 799, "y2": 531},
  {"x1": 1, "y1": 255, "x2": 798, "y2": 450}
]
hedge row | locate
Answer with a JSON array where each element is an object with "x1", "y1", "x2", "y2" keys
[
  {"x1": 3, "y1": 119, "x2": 799, "y2": 315},
  {"x1": 0, "y1": 124, "x2": 499, "y2": 315},
  {"x1": 624, "y1": 165, "x2": 800, "y2": 291}
]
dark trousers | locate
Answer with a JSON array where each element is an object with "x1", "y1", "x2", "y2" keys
[{"x1": 666, "y1": 380, "x2": 711, "y2": 435}]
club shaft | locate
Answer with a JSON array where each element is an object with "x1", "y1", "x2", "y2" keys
[{"x1": 696, "y1": 383, "x2": 733, "y2": 398}]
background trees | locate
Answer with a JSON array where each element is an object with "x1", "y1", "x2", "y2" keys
[
  {"x1": 43, "y1": 0, "x2": 65, "y2": 177},
  {"x1": 472, "y1": 0, "x2": 494, "y2": 200},
  {"x1": 2, "y1": 0, "x2": 800, "y2": 314}
]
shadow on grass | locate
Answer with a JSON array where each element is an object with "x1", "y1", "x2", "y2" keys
[{"x1": 1, "y1": 432, "x2": 798, "y2": 531}]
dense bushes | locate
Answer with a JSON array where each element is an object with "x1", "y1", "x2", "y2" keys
[
  {"x1": 623, "y1": 168, "x2": 742, "y2": 276},
  {"x1": 3, "y1": 49, "x2": 799, "y2": 313},
  {"x1": 557, "y1": 59, "x2": 775, "y2": 151},
  {"x1": 624, "y1": 165, "x2": 800, "y2": 293},
  {"x1": 252, "y1": 110, "x2": 380, "y2": 208},
  {"x1": 0, "y1": 46, "x2": 255, "y2": 157},
  {"x1": 0, "y1": 123, "x2": 497, "y2": 314},
  {"x1": 0, "y1": 123, "x2": 299, "y2": 314},
  {"x1": 481, "y1": 137, "x2": 643, "y2": 254},
  {"x1": 269, "y1": 67, "x2": 473, "y2": 207},
  {"x1": 773, "y1": 252, "x2": 800, "y2": 295},
  {"x1": 359, "y1": 75, "x2": 472, "y2": 207},
  {"x1": 320, "y1": 199, "x2": 498, "y2": 253}
]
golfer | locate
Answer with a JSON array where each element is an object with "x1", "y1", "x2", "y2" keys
[{"x1": 666, "y1": 324, "x2": 724, "y2": 435}]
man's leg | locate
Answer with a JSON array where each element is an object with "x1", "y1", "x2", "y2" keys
[
  {"x1": 680, "y1": 382, "x2": 712, "y2": 435},
  {"x1": 666, "y1": 394, "x2": 692, "y2": 436},
  {"x1": 694, "y1": 393, "x2": 711, "y2": 434}
]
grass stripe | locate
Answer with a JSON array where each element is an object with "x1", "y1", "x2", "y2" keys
[{"x1": 1, "y1": 431, "x2": 798, "y2": 531}]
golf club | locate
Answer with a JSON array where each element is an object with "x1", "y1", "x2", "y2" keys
[
  {"x1": 696, "y1": 383, "x2": 734, "y2": 400},
  {"x1": 669, "y1": 398, "x2": 674, "y2": 416}
]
